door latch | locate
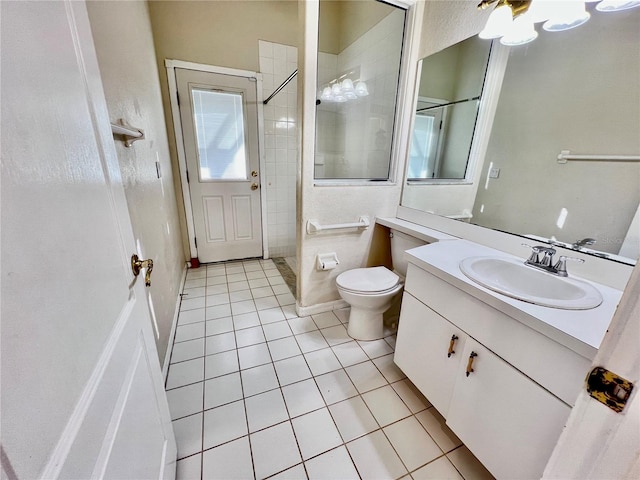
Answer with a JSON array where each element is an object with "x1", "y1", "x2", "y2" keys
[
  {"x1": 586, "y1": 366, "x2": 634, "y2": 413},
  {"x1": 131, "y1": 254, "x2": 154, "y2": 287}
]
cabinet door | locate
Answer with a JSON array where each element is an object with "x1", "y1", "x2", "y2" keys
[
  {"x1": 394, "y1": 293, "x2": 467, "y2": 416},
  {"x1": 447, "y1": 339, "x2": 571, "y2": 480}
]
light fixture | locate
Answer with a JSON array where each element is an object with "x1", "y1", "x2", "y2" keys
[
  {"x1": 477, "y1": 0, "x2": 638, "y2": 45},
  {"x1": 355, "y1": 81, "x2": 369, "y2": 97},
  {"x1": 317, "y1": 77, "x2": 367, "y2": 103}
]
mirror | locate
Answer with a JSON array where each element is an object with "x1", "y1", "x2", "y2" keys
[
  {"x1": 402, "y1": 5, "x2": 640, "y2": 265},
  {"x1": 315, "y1": 0, "x2": 406, "y2": 180},
  {"x1": 408, "y1": 36, "x2": 491, "y2": 181}
]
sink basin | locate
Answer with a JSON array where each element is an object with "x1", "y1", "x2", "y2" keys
[{"x1": 459, "y1": 256, "x2": 603, "y2": 310}]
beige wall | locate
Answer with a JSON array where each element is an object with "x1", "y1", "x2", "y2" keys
[
  {"x1": 148, "y1": 0, "x2": 299, "y2": 260},
  {"x1": 87, "y1": 0, "x2": 185, "y2": 365}
]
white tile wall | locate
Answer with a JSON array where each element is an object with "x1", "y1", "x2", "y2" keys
[{"x1": 259, "y1": 40, "x2": 298, "y2": 258}]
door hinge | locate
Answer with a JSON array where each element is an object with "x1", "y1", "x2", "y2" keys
[
  {"x1": 176, "y1": 91, "x2": 180, "y2": 106},
  {"x1": 186, "y1": 170, "x2": 189, "y2": 183},
  {"x1": 194, "y1": 237, "x2": 198, "y2": 248}
]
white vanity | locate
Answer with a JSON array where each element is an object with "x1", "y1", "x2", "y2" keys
[{"x1": 394, "y1": 239, "x2": 623, "y2": 480}]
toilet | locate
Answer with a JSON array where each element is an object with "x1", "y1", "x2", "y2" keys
[{"x1": 336, "y1": 229, "x2": 426, "y2": 341}]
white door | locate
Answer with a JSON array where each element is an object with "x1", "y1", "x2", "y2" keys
[
  {"x1": 0, "y1": 2, "x2": 176, "y2": 479},
  {"x1": 176, "y1": 68, "x2": 263, "y2": 263}
]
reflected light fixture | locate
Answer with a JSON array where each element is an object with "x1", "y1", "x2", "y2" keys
[
  {"x1": 477, "y1": 0, "x2": 640, "y2": 46},
  {"x1": 317, "y1": 77, "x2": 368, "y2": 103}
]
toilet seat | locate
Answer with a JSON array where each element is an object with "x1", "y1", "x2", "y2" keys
[{"x1": 336, "y1": 266, "x2": 400, "y2": 295}]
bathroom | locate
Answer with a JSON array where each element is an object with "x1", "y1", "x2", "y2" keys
[{"x1": 1, "y1": 1, "x2": 639, "y2": 479}]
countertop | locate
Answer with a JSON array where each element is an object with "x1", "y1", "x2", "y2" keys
[{"x1": 404, "y1": 240, "x2": 623, "y2": 359}]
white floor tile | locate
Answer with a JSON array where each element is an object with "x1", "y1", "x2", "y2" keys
[
  {"x1": 362, "y1": 385, "x2": 412, "y2": 427},
  {"x1": 416, "y1": 408, "x2": 462, "y2": 453},
  {"x1": 175, "y1": 453, "x2": 201, "y2": 480},
  {"x1": 287, "y1": 316, "x2": 317, "y2": 335},
  {"x1": 231, "y1": 299, "x2": 257, "y2": 316},
  {"x1": 384, "y1": 417, "x2": 442, "y2": 471},
  {"x1": 270, "y1": 464, "x2": 307, "y2": 480},
  {"x1": 181, "y1": 296, "x2": 206, "y2": 311},
  {"x1": 281, "y1": 304, "x2": 299, "y2": 319},
  {"x1": 166, "y1": 382, "x2": 203, "y2": 420},
  {"x1": 263, "y1": 321, "x2": 293, "y2": 341},
  {"x1": 205, "y1": 350, "x2": 239, "y2": 379},
  {"x1": 184, "y1": 278, "x2": 206, "y2": 289},
  {"x1": 207, "y1": 277, "x2": 228, "y2": 289},
  {"x1": 203, "y1": 400, "x2": 248, "y2": 450},
  {"x1": 276, "y1": 292, "x2": 296, "y2": 306},
  {"x1": 251, "y1": 286, "x2": 274, "y2": 298},
  {"x1": 292, "y1": 408, "x2": 342, "y2": 460},
  {"x1": 347, "y1": 430, "x2": 407, "y2": 480},
  {"x1": 304, "y1": 348, "x2": 342, "y2": 376},
  {"x1": 166, "y1": 357, "x2": 205, "y2": 389},
  {"x1": 320, "y1": 324, "x2": 351, "y2": 346},
  {"x1": 315, "y1": 369, "x2": 358, "y2": 405},
  {"x1": 248, "y1": 277, "x2": 270, "y2": 289},
  {"x1": 235, "y1": 326, "x2": 266, "y2": 348},
  {"x1": 178, "y1": 308, "x2": 206, "y2": 325},
  {"x1": 175, "y1": 322, "x2": 205, "y2": 343},
  {"x1": 334, "y1": 308, "x2": 350, "y2": 324},
  {"x1": 332, "y1": 341, "x2": 369, "y2": 367},
  {"x1": 207, "y1": 266, "x2": 226, "y2": 277},
  {"x1": 358, "y1": 338, "x2": 394, "y2": 359},
  {"x1": 206, "y1": 304, "x2": 232, "y2": 320},
  {"x1": 205, "y1": 317, "x2": 233, "y2": 336},
  {"x1": 295, "y1": 331, "x2": 329, "y2": 353},
  {"x1": 237, "y1": 343, "x2": 272, "y2": 370},
  {"x1": 447, "y1": 446, "x2": 495, "y2": 480},
  {"x1": 241, "y1": 363, "x2": 279, "y2": 397},
  {"x1": 204, "y1": 372, "x2": 243, "y2": 409},
  {"x1": 268, "y1": 336, "x2": 301, "y2": 361},
  {"x1": 250, "y1": 422, "x2": 302, "y2": 479},
  {"x1": 258, "y1": 306, "x2": 286, "y2": 324},
  {"x1": 228, "y1": 280, "x2": 250, "y2": 292},
  {"x1": 305, "y1": 446, "x2": 359, "y2": 480},
  {"x1": 345, "y1": 361, "x2": 388, "y2": 393},
  {"x1": 254, "y1": 295, "x2": 280, "y2": 311},
  {"x1": 170, "y1": 338, "x2": 205, "y2": 363},
  {"x1": 311, "y1": 311, "x2": 341, "y2": 329},
  {"x1": 183, "y1": 286, "x2": 206, "y2": 298},
  {"x1": 245, "y1": 389, "x2": 289, "y2": 433},
  {"x1": 206, "y1": 283, "x2": 229, "y2": 295},
  {"x1": 202, "y1": 436, "x2": 254, "y2": 480},
  {"x1": 246, "y1": 270, "x2": 266, "y2": 279},
  {"x1": 391, "y1": 379, "x2": 431, "y2": 413},
  {"x1": 328, "y1": 396, "x2": 379, "y2": 443},
  {"x1": 225, "y1": 265, "x2": 244, "y2": 275},
  {"x1": 282, "y1": 378, "x2": 325, "y2": 418},
  {"x1": 412, "y1": 456, "x2": 463, "y2": 480},
  {"x1": 271, "y1": 283, "x2": 291, "y2": 295},
  {"x1": 206, "y1": 293, "x2": 230, "y2": 307},
  {"x1": 186, "y1": 268, "x2": 207, "y2": 280},
  {"x1": 173, "y1": 413, "x2": 203, "y2": 459},
  {"x1": 206, "y1": 332, "x2": 237, "y2": 355},
  {"x1": 227, "y1": 272, "x2": 247, "y2": 283},
  {"x1": 229, "y1": 289, "x2": 253, "y2": 303},
  {"x1": 274, "y1": 355, "x2": 312, "y2": 386},
  {"x1": 373, "y1": 354, "x2": 406, "y2": 383},
  {"x1": 232, "y1": 311, "x2": 260, "y2": 330}
]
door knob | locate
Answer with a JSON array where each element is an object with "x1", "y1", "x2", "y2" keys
[
  {"x1": 251, "y1": 170, "x2": 258, "y2": 177},
  {"x1": 251, "y1": 183, "x2": 259, "y2": 190},
  {"x1": 131, "y1": 254, "x2": 153, "y2": 287}
]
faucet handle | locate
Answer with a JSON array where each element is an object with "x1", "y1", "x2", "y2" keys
[
  {"x1": 553, "y1": 255, "x2": 585, "y2": 277},
  {"x1": 521, "y1": 243, "x2": 543, "y2": 263}
]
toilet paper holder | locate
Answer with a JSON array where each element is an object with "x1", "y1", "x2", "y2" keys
[{"x1": 316, "y1": 253, "x2": 339, "y2": 271}]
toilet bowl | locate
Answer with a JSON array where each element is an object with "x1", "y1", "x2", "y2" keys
[{"x1": 336, "y1": 229, "x2": 426, "y2": 341}]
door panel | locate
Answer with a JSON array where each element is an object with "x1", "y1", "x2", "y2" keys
[{"x1": 176, "y1": 68, "x2": 262, "y2": 263}]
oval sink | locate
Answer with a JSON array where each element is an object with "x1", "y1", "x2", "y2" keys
[{"x1": 459, "y1": 256, "x2": 603, "y2": 310}]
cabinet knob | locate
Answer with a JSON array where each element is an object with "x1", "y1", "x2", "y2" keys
[
  {"x1": 447, "y1": 334, "x2": 458, "y2": 358},
  {"x1": 466, "y1": 351, "x2": 478, "y2": 377}
]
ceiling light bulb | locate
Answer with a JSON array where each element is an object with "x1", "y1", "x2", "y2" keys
[
  {"x1": 320, "y1": 86, "x2": 333, "y2": 101},
  {"x1": 527, "y1": 0, "x2": 555, "y2": 23},
  {"x1": 501, "y1": 14, "x2": 539, "y2": 45},
  {"x1": 479, "y1": 4, "x2": 513, "y2": 39},
  {"x1": 543, "y1": 1, "x2": 590, "y2": 32},
  {"x1": 596, "y1": 0, "x2": 640, "y2": 11},
  {"x1": 341, "y1": 78, "x2": 355, "y2": 93},
  {"x1": 331, "y1": 83, "x2": 342, "y2": 96},
  {"x1": 355, "y1": 81, "x2": 369, "y2": 97}
]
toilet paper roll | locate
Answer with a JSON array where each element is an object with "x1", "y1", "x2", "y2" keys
[{"x1": 320, "y1": 260, "x2": 337, "y2": 270}]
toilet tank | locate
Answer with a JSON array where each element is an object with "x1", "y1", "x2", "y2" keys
[{"x1": 390, "y1": 229, "x2": 427, "y2": 277}]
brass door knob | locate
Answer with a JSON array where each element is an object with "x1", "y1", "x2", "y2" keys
[
  {"x1": 131, "y1": 254, "x2": 153, "y2": 287},
  {"x1": 251, "y1": 170, "x2": 258, "y2": 177},
  {"x1": 251, "y1": 183, "x2": 259, "y2": 190}
]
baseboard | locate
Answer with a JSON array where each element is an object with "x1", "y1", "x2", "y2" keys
[
  {"x1": 162, "y1": 263, "x2": 188, "y2": 382},
  {"x1": 295, "y1": 298, "x2": 349, "y2": 317}
]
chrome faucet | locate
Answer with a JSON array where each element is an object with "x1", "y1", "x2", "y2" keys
[
  {"x1": 522, "y1": 244, "x2": 584, "y2": 277},
  {"x1": 572, "y1": 237, "x2": 596, "y2": 249}
]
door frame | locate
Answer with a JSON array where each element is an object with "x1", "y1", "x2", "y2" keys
[{"x1": 165, "y1": 59, "x2": 268, "y2": 262}]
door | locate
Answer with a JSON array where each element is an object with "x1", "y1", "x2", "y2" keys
[
  {"x1": 176, "y1": 68, "x2": 263, "y2": 263},
  {"x1": 0, "y1": 1, "x2": 175, "y2": 479}
]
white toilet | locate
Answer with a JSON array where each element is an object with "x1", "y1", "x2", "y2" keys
[{"x1": 336, "y1": 229, "x2": 426, "y2": 341}]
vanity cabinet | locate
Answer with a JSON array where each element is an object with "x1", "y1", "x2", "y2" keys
[{"x1": 395, "y1": 263, "x2": 583, "y2": 480}]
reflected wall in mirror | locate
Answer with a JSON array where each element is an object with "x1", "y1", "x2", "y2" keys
[
  {"x1": 408, "y1": 36, "x2": 491, "y2": 181},
  {"x1": 315, "y1": 0, "x2": 406, "y2": 180},
  {"x1": 402, "y1": 5, "x2": 640, "y2": 265}
]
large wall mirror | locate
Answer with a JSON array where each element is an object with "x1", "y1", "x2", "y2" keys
[
  {"x1": 402, "y1": 5, "x2": 640, "y2": 265},
  {"x1": 315, "y1": 0, "x2": 406, "y2": 181}
]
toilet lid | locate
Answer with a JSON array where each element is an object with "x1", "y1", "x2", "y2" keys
[{"x1": 336, "y1": 266, "x2": 399, "y2": 293}]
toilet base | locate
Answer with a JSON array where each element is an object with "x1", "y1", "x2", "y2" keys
[{"x1": 346, "y1": 307, "x2": 385, "y2": 341}]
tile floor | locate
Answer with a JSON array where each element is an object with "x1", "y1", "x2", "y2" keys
[{"x1": 166, "y1": 259, "x2": 494, "y2": 480}]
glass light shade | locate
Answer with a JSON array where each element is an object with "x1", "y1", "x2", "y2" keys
[
  {"x1": 543, "y1": 1, "x2": 590, "y2": 31},
  {"x1": 596, "y1": 0, "x2": 640, "y2": 11},
  {"x1": 320, "y1": 86, "x2": 333, "y2": 101},
  {"x1": 344, "y1": 91, "x2": 358, "y2": 100},
  {"x1": 527, "y1": 0, "x2": 555, "y2": 23},
  {"x1": 501, "y1": 14, "x2": 539, "y2": 45},
  {"x1": 341, "y1": 78, "x2": 355, "y2": 93},
  {"x1": 333, "y1": 95, "x2": 347, "y2": 103},
  {"x1": 479, "y1": 4, "x2": 513, "y2": 39},
  {"x1": 331, "y1": 83, "x2": 342, "y2": 96},
  {"x1": 355, "y1": 81, "x2": 369, "y2": 97}
]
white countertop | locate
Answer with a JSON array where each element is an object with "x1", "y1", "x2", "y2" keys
[
  {"x1": 405, "y1": 240, "x2": 623, "y2": 359},
  {"x1": 376, "y1": 217, "x2": 458, "y2": 243}
]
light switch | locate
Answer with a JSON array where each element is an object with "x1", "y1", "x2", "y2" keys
[{"x1": 489, "y1": 167, "x2": 501, "y2": 179}]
